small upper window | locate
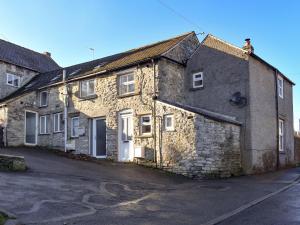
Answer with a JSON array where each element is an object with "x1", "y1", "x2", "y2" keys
[
  {"x1": 80, "y1": 79, "x2": 95, "y2": 98},
  {"x1": 277, "y1": 76, "x2": 284, "y2": 98},
  {"x1": 119, "y1": 72, "x2": 135, "y2": 95},
  {"x1": 40, "y1": 91, "x2": 48, "y2": 107},
  {"x1": 192, "y1": 72, "x2": 203, "y2": 88},
  {"x1": 140, "y1": 115, "x2": 151, "y2": 135},
  {"x1": 71, "y1": 117, "x2": 79, "y2": 137},
  {"x1": 40, "y1": 115, "x2": 50, "y2": 134},
  {"x1": 164, "y1": 114, "x2": 175, "y2": 131},
  {"x1": 6, "y1": 73, "x2": 20, "y2": 87}
]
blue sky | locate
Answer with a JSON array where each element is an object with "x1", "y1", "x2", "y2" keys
[{"x1": 0, "y1": 0, "x2": 299, "y2": 129}]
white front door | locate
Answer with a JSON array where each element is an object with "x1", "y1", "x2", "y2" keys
[
  {"x1": 25, "y1": 110, "x2": 38, "y2": 145},
  {"x1": 118, "y1": 110, "x2": 134, "y2": 161},
  {"x1": 93, "y1": 118, "x2": 107, "y2": 158}
]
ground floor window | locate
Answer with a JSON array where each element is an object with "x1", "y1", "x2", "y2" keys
[
  {"x1": 279, "y1": 119, "x2": 284, "y2": 152},
  {"x1": 140, "y1": 115, "x2": 151, "y2": 135},
  {"x1": 53, "y1": 113, "x2": 63, "y2": 133},
  {"x1": 164, "y1": 114, "x2": 175, "y2": 131},
  {"x1": 71, "y1": 117, "x2": 79, "y2": 137},
  {"x1": 40, "y1": 115, "x2": 50, "y2": 134}
]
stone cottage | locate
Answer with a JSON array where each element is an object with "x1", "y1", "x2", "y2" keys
[{"x1": 0, "y1": 31, "x2": 295, "y2": 177}]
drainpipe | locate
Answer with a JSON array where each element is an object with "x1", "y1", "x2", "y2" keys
[
  {"x1": 274, "y1": 69, "x2": 279, "y2": 169},
  {"x1": 152, "y1": 59, "x2": 158, "y2": 168},
  {"x1": 63, "y1": 70, "x2": 68, "y2": 152}
]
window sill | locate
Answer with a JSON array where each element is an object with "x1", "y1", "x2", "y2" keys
[
  {"x1": 39, "y1": 133, "x2": 50, "y2": 136},
  {"x1": 70, "y1": 136, "x2": 79, "y2": 139},
  {"x1": 118, "y1": 92, "x2": 140, "y2": 99},
  {"x1": 136, "y1": 134, "x2": 153, "y2": 138},
  {"x1": 53, "y1": 131, "x2": 63, "y2": 134},
  {"x1": 165, "y1": 129, "x2": 176, "y2": 132},
  {"x1": 79, "y1": 94, "x2": 98, "y2": 101},
  {"x1": 39, "y1": 105, "x2": 48, "y2": 108},
  {"x1": 189, "y1": 87, "x2": 204, "y2": 91}
]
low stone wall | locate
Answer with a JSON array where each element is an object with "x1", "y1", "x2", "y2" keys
[
  {"x1": 0, "y1": 154, "x2": 26, "y2": 171},
  {"x1": 295, "y1": 135, "x2": 300, "y2": 165}
]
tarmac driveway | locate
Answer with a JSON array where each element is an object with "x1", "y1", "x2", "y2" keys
[{"x1": 0, "y1": 147, "x2": 299, "y2": 225}]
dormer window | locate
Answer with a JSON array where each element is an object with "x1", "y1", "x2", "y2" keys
[
  {"x1": 6, "y1": 73, "x2": 20, "y2": 87},
  {"x1": 80, "y1": 79, "x2": 95, "y2": 98},
  {"x1": 40, "y1": 91, "x2": 48, "y2": 107}
]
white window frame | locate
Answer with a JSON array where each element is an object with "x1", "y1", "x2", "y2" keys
[
  {"x1": 277, "y1": 76, "x2": 284, "y2": 99},
  {"x1": 40, "y1": 91, "x2": 48, "y2": 107},
  {"x1": 140, "y1": 115, "x2": 152, "y2": 135},
  {"x1": 119, "y1": 72, "x2": 135, "y2": 95},
  {"x1": 164, "y1": 114, "x2": 175, "y2": 131},
  {"x1": 80, "y1": 79, "x2": 95, "y2": 97},
  {"x1": 192, "y1": 72, "x2": 204, "y2": 88},
  {"x1": 39, "y1": 115, "x2": 49, "y2": 134},
  {"x1": 6, "y1": 73, "x2": 20, "y2": 87},
  {"x1": 279, "y1": 119, "x2": 284, "y2": 152},
  {"x1": 53, "y1": 113, "x2": 63, "y2": 133},
  {"x1": 71, "y1": 117, "x2": 79, "y2": 137}
]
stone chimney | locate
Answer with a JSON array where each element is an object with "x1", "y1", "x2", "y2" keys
[
  {"x1": 242, "y1": 38, "x2": 254, "y2": 54},
  {"x1": 43, "y1": 51, "x2": 51, "y2": 57}
]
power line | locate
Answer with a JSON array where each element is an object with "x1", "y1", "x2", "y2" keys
[{"x1": 156, "y1": 0, "x2": 205, "y2": 35}]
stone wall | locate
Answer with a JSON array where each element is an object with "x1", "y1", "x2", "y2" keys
[
  {"x1": 295, "y1": 135, "x2": 300, "y2": 165},
  {"x1": 154, "y1": 101, "x2": 241, "y2": 178},
  {"x1": 0, "y1": 61, "x2": 37, "y2": 99}
]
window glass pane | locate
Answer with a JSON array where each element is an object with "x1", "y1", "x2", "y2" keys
[
  {"x1": 166, "y1": 117, "x2": 172, "y2": 127},
  {"x1": 142, "y1": 125, "x2": 151, "y2": 134},
  {"x1": 40, "y1": 116, "x2": 45, "y2": 133},
  {"x1": 119, "y1": 73, "x2": 135, "y2": 95},
  {"x1": 72, "y1": 118, "x2": 79, "y2": 136},
  {"x1": 88, "y1": 80, "x2": 95, "y2": 95},
  {"x1": 195, "y1": 74, "x2": 202, "y2": 79},
  {"x1": 142, "y1": 116, "x2": 150, "y2": 123},
  {"x1": 41, "y1": 92, "x2": 47, "y2": 106},
  {"x1": 127, "y1": 74, "x2": 134, "y2": 81},
  {"x1": 13, "y1": 77, "x2": 19, "y2": 87},
  {"x1": 128, "y1": 83, "x2": 135, "y2": 93},
  {"x1": 194, "y1": 80, "x2": 203, "y2": 87},
  {"x1": 7, "y1": 74, "x2": 13, "y2": 84},
  {"x1": 81, "y1": 81, "x2": 87, "y2": 97}
]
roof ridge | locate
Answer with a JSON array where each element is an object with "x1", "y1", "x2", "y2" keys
[
  {"x1": 203, "y1": 34, "x2": 247, "y2": 53},
  {"x1": 122, "y1": 31, "x2": 194, "y2": 54},
  {"x1": 0, "y1": 38, "x2": 56, "y2": 60},
  {"x1": 58, "y1": 31, "x2": 194, "y2": 73}
]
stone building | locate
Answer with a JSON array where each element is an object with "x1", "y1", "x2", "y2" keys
[{"x1": 0, "y1": 32, "x2": 295, "y2": 177}]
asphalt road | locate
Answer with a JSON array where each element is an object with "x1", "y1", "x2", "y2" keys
[{"x1": 0, "y1": 147, "x2": 299, "y2": 225}]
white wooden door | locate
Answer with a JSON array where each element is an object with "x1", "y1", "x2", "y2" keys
[{"x1": 118, "y1": 110, "x2": 134, "y2": 161}]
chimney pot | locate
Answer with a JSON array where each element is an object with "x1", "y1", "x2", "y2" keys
[
  {"x1": 43, "y1": 51, "x2": 51, "y2": 57},
  {"x1": 242, "y1": 38, "x2": 254, "y2": 54}
]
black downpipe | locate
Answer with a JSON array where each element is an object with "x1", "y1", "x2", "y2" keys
[{"x1": 275, "y1": 69, "x2": 280, "y2": 169}]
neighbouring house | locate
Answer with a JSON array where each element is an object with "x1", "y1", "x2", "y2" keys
[
  {"x1": 295, "y1": 132, "x2": 300, "y2": 166},
  {"x1": 0, "y1": 39, "x2": 60, "y2": 147},
  {"x1": 0, "y1": 31, "x2": 295, "y2": 177}
]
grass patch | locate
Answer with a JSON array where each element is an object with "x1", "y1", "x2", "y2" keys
[{"x1": 0, "y1": 212, "x2": 8, "y2": 225}]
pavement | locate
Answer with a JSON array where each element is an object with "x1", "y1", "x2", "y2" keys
[{"x1": 0, "y1": 147, "x2": 299, "y2": 225}]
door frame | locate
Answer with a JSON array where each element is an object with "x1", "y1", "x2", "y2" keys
[
  {"x1": 92, "y1": 117, "x2": 107, "y2": 158},
  {"x1": 24, "y1": 110, "x2": 38, "y2": 146},
  {"x1": 118, "y1": 109, "x2": 134, "y2": 162}
]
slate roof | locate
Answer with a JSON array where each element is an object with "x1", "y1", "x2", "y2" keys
[
  {"x1": 0, "y1": 39, "x2": 60, "y2": 72},
  {"x1": 158, "y1": 99, "x2": 242, "y2": 126},
  {"x1": 0, "y1": 32, "x2": 194, "y2": 103},
  {"x1": 202, "y1": 34, "x2": 295, "y2": 85}
]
